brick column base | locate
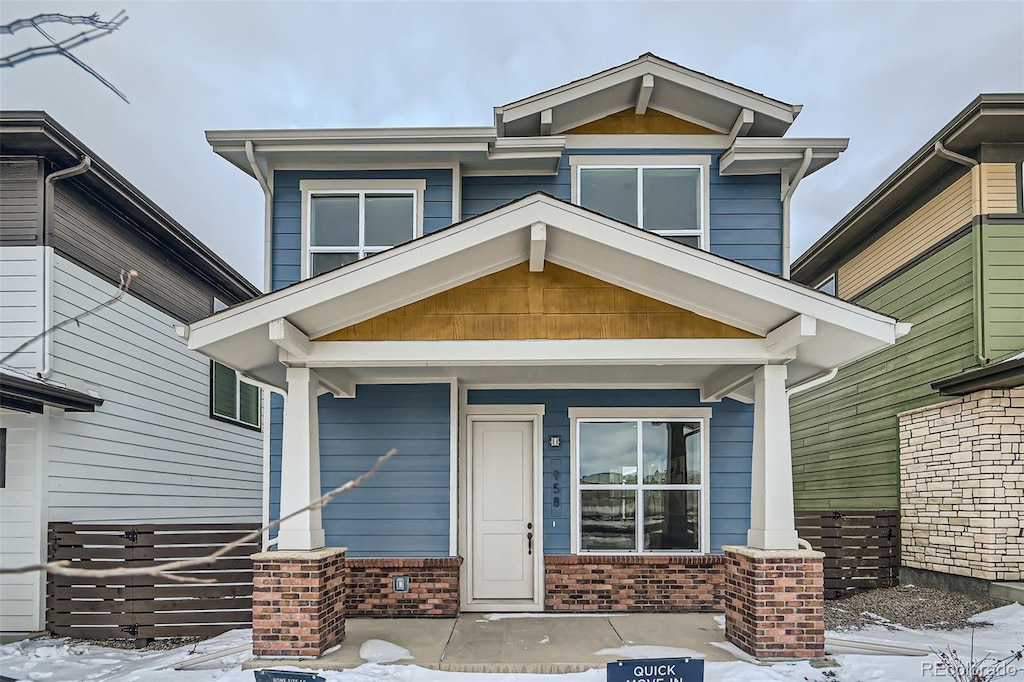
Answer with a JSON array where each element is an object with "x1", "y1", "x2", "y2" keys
[
  {"x1": 251, "y1": 548, "x2": 347, "y2": 658},
  {"x1": 722, "y1": 545, "x2": 825, "y2": 659}
]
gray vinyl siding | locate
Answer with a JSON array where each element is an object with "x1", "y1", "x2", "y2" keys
[
  {"x1": 269, "y1": 383, "x2": 452, "y2": 557},
  {"x1": 461, "y1": 151, "x2": 784, "y2": 275},
  {"x1": 270, "y1": 169, "x2": 455, "y2": 291},
  {"x1": 0, "y1": 158, "x2": 43, "y2": 246},
  {"x1": 467, "y1": 389, "x2": 752, "y2": 554},
  {"x1": 0, "y1": 246, "x2": 46, "y2": 374},
  {"x1": 790, "y1": 232, "x2": 979, "y2": 510},
  {"x1": 44, "y1": 254, "x2": 263, "y2": 523},
  {"x1": 49, "y1": 182, "x2": 216, "y2": 323}
]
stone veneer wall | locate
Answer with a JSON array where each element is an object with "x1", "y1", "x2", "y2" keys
[
  {"x1": 899, "y1": 387, "x2": 1024, "y2": 581},
  {"x1": 545, "y1": 555, "x2": 726, "y2": 611},
  {"x1": 346, "y1": 557, "x2": 462, "y2": 616}
]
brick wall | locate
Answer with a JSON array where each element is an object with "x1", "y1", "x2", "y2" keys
[
  {"x1": 899, "y1": 387, "x2": 1024, "y2": 581},
  {"x1": 251, "y1": 548, "x2": 347, "y2": 658},
  {"x1": 347, "y1": 557, "x2": 461, "y2": 616},
  {"x1": 545, "y1": 555, "x2": 726, "y2": 611},
  {"x1": 723, "y1": 546, "x2": 825, "y2": 659}
]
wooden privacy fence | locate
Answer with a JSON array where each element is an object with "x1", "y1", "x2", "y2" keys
[
  {"x1": 47, "y1": 522, "x2": 260, "y2": 643},
  {"x1": 795, "y1": 510, "x2": 899, "y2": 599}
]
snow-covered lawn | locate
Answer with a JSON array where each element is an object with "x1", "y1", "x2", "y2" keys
[{"x1": 1, "y1": 604, "x2": 1021, "y2": 682}]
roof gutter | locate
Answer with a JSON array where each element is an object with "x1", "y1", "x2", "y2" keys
[
  {"x1": 781, "y1": 147, "x2": 813, "y2": 278},
  {"x1": 935, "y1": 140, "x2": 987, "y2": 365},
  {"x1": 246, "y1": 141, "x2": 274, "y2": 293}
]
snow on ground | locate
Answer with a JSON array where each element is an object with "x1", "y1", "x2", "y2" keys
[
  {"x1": 358, "y1": 639, "x2": 413, "y2": 664},
  {"x1": 1, "y1": 604, "x2": 1021, "y2": 682}
]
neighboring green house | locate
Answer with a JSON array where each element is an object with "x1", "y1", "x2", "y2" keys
[{"x1": 790, "y1": 95, "x2": 1024, "y2": 597}]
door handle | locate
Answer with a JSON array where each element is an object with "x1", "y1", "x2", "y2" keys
[{"x1": 527, "y1": 531, "x2": 534, "y2": 555}]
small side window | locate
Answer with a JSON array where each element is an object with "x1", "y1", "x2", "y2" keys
[{"x1": 211, "y1": 361, "x2": 261, "y2": 430}]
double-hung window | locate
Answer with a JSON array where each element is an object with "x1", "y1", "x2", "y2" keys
[
  {"x1": 573, "y1": 156, "x2": 708, "y2": 248},
  {"x1": 571, "y1": 408, "x2": 710, "y2": 554},
  {"x1": 302, "y1": 179, "x2": 424, "y2": 278},
  {"x1": 211, "y1": 361, "x2": 260, "y2": 429}
]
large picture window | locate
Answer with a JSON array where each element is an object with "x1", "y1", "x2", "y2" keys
[
  {"x1": 211, "y1": 361, "x2": 260, "y2": 429},
  {"x1": 576, "y1": 164, "x2": 704, "y2": 247},
  {"x1": 572, "y1": 410, "x2": 709, "y2": 554},
  {"x1": 301, "y1": 179, "x2": 425, "y2": 278}
]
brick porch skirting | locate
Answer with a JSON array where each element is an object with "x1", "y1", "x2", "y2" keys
[
  {"x1": 346, "y1": 557, "x2": 462, "y2": 616},
  {"x1": 251, "y1": 548, "x2": 347, "y2": 658},
  {"x1": 723, "y1": 546, "x2": 825, "y2": 659},
  {"x1": 545, "y1": 555, "x2": 727, "y2": 611}
]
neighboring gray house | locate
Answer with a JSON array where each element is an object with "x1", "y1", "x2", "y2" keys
[{"x1": 0, "y1": 112, "x2": 264, "y2": 634}]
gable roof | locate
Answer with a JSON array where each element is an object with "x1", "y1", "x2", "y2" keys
[
  {"x1": 792, "y1": 94, "x2": 1024, "y2": 286},
  {"x1": 186, "y1": 193, "x2": 904, "y2": 396},
  {"x1": 0, "y1": 111, "x2": 260, "y2": 304},
  {"x1": 496, "y1": 53, "x2": 801, "y2": 138}
]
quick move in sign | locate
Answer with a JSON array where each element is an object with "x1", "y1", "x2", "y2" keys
[{"x1": 607, "y1": 657, "x2": 705, "y2": 682}]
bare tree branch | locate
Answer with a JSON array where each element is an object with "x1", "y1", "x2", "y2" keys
[
  {"x1": 0, "y1": 449, "x2": 398, "y2": 583},
  {"x1": 0, "y1": 10, "x2": 129, "y2": 103},
  {"x1": 1, "y1": 268, "x2": 137, "y2": 367}
]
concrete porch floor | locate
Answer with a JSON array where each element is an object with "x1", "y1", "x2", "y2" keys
[{"x1": 245, "y1": 612, "x2": 737, "y2": 674}]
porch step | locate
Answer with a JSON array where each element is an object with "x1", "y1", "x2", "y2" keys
[{"x1": 990, "y1": 582, "x2": 1024, "y2": 604}]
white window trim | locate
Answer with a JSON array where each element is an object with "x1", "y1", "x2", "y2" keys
[
  {"x1": 569, "y1": 154, "x2": 711, "y2": 249},
  {"x1": 300, "y1": 179, "x2": 426, "y2": 279},
  {"x1": 212, "y1": 361, "x2": 261, "y2": 430},
  {"x1": 568, "y1": 407, "x2": 711, "y2": 555}
]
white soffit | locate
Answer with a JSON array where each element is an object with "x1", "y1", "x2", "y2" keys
[{"x1": 187, "y1": 194, "x2": 900, "y2": 389}]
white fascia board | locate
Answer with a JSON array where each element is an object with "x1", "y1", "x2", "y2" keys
[
  {"x1": 207, "y1": 126, "x2": 497, "y2": 145},
  {"x1": 292, "y1": 339, "x2": 794, "y2": 368},
  {"x1": 532, "y1": 200, "x2": 901, "y2": 342},
  {"x1": 501, "y1": 59, "x2": 796, "y2": 126},
  {"x1": 720, "y1": 137, "x2": 849, "y2": 176}
]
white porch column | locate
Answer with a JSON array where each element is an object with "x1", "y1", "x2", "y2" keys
[
  {"x1": 747, "y1": 364, "x2": 799, "y2": 550},
  {"x1": 277, "y1": 366, "x2": 326, "y2": 551}
]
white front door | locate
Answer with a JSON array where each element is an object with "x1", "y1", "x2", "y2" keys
[{"x1": 470, "y1": 419, "x2": 535, "y2": 601}]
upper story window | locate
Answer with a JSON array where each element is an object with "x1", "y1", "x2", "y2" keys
[
  {"x1": 301, "y1": 179, "x2": 425, "y2": 278},
  {"x1": 571, "y1": 155, "x2": 709, "y2": 248},
  {"x1": 211, "y1": 361, "x2": 260, "y2": 430}
]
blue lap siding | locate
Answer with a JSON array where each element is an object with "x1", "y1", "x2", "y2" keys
[
  {"x1": 461, "y1": 151, "x2": 783, "y2": 275},
  {"x1": 269, "y1": 383, "x2": 452, "y2": 557},
  {"x1": 467, "y1": 389, "x2": 753, "y2": 554}
]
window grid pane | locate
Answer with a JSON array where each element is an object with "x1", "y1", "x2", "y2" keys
[
  {"x1": 212, "y1": 362, "x2": 237, "y2": 419},
  {"x1": 578, "y1": 417, "x2": 702, "y2": 554},
  {"x1": 307, "y1": 190, "x2": 416, "y2": 277},
  {"x1": 577, "y1": 166, "x2": 703, "y2": 247}
]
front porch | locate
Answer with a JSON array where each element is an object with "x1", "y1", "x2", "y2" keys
[
  {"x1": 245, "y1": 611, "x2": 739, "y2": 673},
  {"x1": 185, "y1": 194, "x2": 904, "y2": 659}
]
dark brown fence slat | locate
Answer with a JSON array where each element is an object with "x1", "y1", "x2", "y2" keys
[
  {"x1": 46, "y1": 521, "x2": 259, "y2": 642},
  {"x1": 796, "y1": 509, "x2": 899, "y2": 599}
]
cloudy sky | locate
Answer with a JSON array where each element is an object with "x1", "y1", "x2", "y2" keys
[{"x1": 2, "y1": 1, "x2": 1021, "y2": 288}]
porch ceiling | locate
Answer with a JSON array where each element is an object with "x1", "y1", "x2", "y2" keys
[{"x1": 186, "y1": 194, "x2": 905, "y2": 398}]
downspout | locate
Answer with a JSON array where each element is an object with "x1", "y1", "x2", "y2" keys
[
  {"x1": 785, "y1": 365, "x2": 839, "y2": 552},
  {"x1": 781, "y1": 148, "x2": 813, "y2": 279},
  {"x1": 245, "y1": 140, "x2": 276, "y2": 548},
  {"x1": 41, "y1": 156, "x2": 92, "y2": 378},
  {"x1": 934, "y1": 141, "x2": 986, "y2": 364},
  {"x1": 245, "y1": 141, "x2": 273, "y2": 294}
]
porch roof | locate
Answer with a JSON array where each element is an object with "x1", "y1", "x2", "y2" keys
[{"x1": 184, "y1": 194, "x2": 907, "y2": 400}]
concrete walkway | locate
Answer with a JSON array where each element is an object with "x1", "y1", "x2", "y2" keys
[{"x1": 245, "y1": 612, "x2": 737, "y2": 674}]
